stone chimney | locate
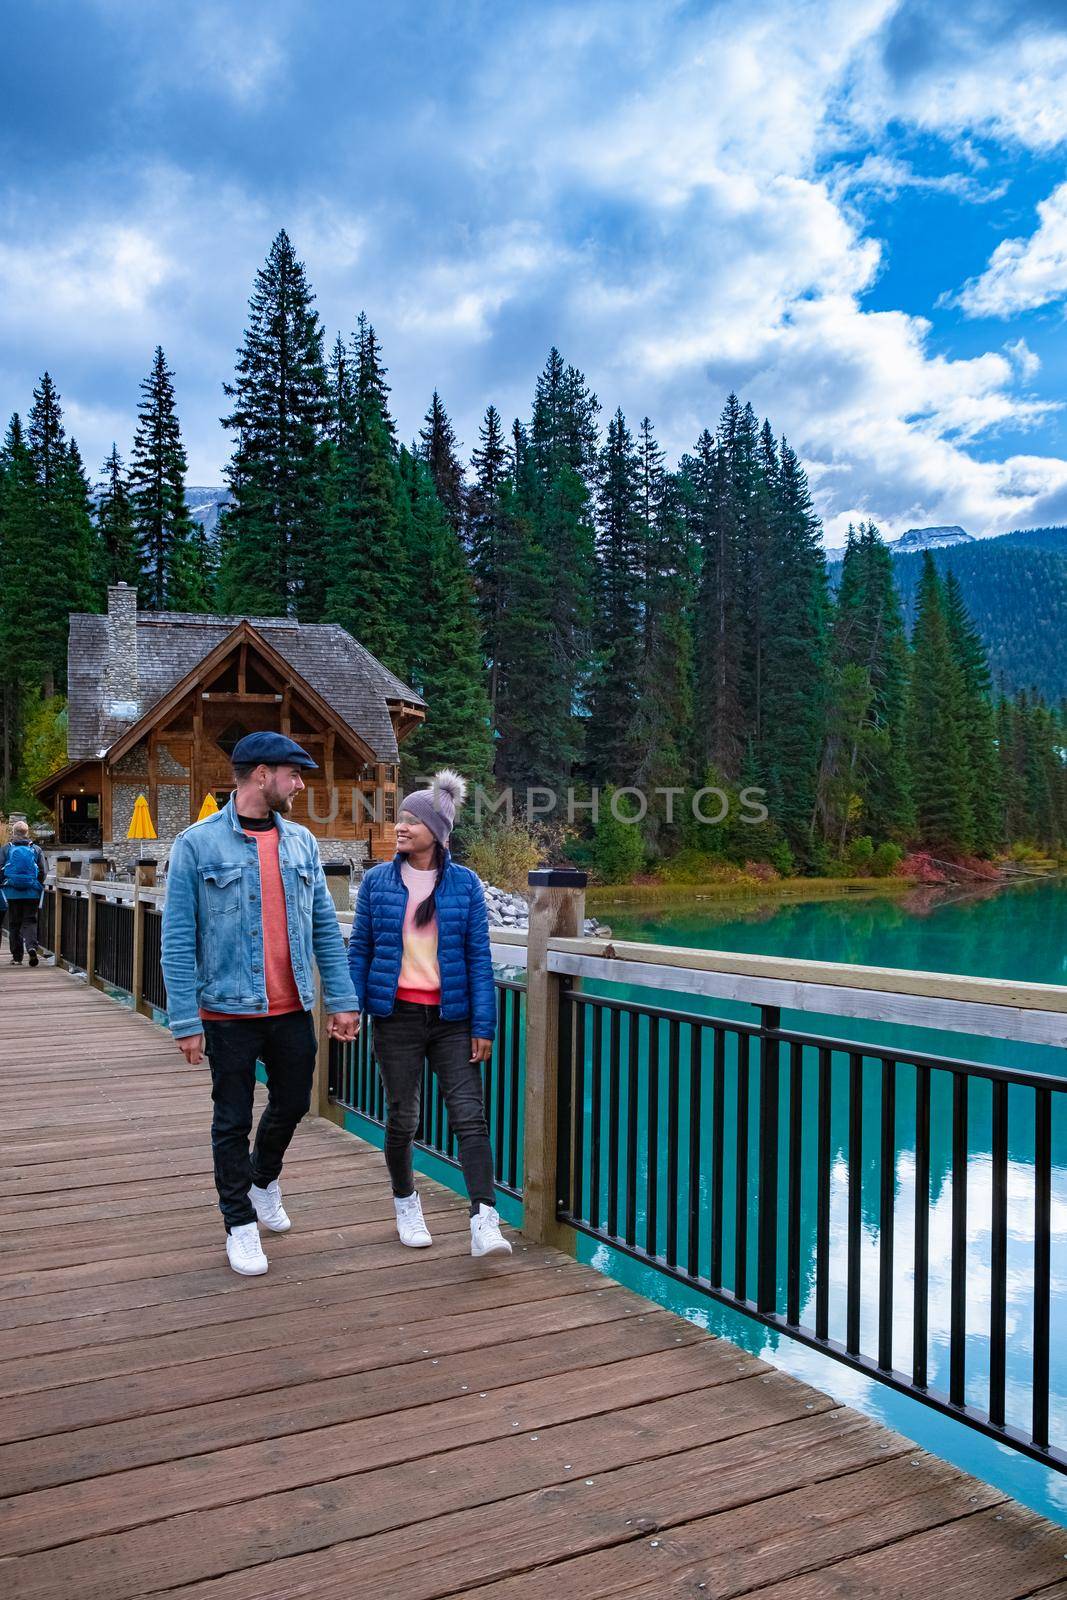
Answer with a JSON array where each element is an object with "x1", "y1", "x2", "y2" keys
[{"x1": 104, "y1": 582, "x2": 140, "y2": 720}]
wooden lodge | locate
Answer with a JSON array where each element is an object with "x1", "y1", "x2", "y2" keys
[{"x1": 35, "y1": 583, "x2": 426, "y2": 870}]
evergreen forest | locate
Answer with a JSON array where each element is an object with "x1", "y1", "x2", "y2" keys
[{"x1": 2, "y1": 230, "x2": 1065, "y2": 873}]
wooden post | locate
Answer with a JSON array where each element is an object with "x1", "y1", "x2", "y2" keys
[
  {"x1": 85, "y1": 855, "x2": 107, "y2": 988},
  {"x1": 53, "y1": 857, "x2": 71, "y2": 967},
  {"x1": 522, "y1": 867, "x2": 586, "y2": 1251}
]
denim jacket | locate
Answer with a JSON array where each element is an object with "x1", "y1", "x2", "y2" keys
[{"x1": 161, "y1": 795, "x2": 357, "y2": 1039}]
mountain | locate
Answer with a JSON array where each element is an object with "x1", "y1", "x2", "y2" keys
[
  {"x1": 893, "y1": 524, "x2": 974, "y2": 553},
  {"x1": 827, "y1": 525, "x2": 1067, "y2": 701},
  {"x1": 184, "y1": 486, "x2": 232, "y2": 537}
]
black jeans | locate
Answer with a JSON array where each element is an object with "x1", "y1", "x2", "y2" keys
[
  {"x1": 202, "y1": 1010, "x2": 317, "y2": 1230},
  {"x1": 6, "y1": 900, "x2": 39, "y2": 961},
  {"x1": 373, "y1": 1000, "x2": 496, "y2": 1211}
]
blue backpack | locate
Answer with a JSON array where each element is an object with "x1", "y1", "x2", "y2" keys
[{"x1": 4, "y1": 842, "x2": 40, "y2": 896}]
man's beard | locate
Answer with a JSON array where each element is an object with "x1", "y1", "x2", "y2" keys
[{"x1": 264, "y1": 788, "x2": 294, "y2": 815}]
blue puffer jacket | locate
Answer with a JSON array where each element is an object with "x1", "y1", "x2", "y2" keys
[{"x1": 348, "y1": 853, "x2": 496, "y2": 1039}]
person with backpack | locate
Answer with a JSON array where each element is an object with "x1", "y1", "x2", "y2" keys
[
  {"x1": 347, "y1": 768, "x2": 512, "y2": 1258},
  {"x1": 0, "y1": 820, "x2": 46, "y2": 967}
]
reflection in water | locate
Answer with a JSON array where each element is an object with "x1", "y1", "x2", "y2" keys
[{"x1": 573, "y1": 879, "x2": 1067, "y2": 1524}]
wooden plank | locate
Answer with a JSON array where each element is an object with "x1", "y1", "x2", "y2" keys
[
  {"x1": 0, "y1": 1339, "x2": 747, "y2": 1556},
  {"x1": 743, "y1": 1501, "x2": 1067, "y2": 1599},
  {"x1": 454, "y1": 1455, "x2": 1004, "y2": 1599},
  {"x1": 0, "y1": 1287, "x2": 649, "y2": 1444},
  {"x1": 0, "y1": 1313, "x2": 706, "y2": 1498},
  {"x1": 0, "y1": 1264, "x2": 603, "y2": 1400},
  {"x1": 0, "y1": 1376, "x2": 838, "y2": 1598},
  {"x1": 0, "y1": 1237, "x2": 573, "y2": 1366}
]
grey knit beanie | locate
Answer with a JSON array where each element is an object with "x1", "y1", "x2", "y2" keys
[{"x1": 398, "y1": 769, "x2": 468, "y2": 847}]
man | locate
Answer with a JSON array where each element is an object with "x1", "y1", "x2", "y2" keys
[
  {"x1": 0, "y1": 820, "x2": 46, "y2": 967},
  {"x1": 161, "y1": 732, "x2": 358, "y2": 1276}
]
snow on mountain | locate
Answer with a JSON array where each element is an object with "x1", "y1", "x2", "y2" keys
[
  {"x1": 184, "y1": 487, "x2": 232, "y2": 537},
  {"x1": 892, "y1": 525, "x2": 974, "y2": 553}
]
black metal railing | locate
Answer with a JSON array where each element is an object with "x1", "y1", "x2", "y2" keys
[
  {"x1": 94, "y1": 898, "x2": 135, "y2": 994},
  {"x1": 328, "y1": 979, "x2": 527, "y2": 1199},
  {"x1": 556, "y1": 987, "x2": 1065, "y2": 1474},
  {"x1": 38, "y1": 887, "x2": 55, "y2": 954},
  {"x1": 141, "y1": 906, "x2": 167, "y2": 1012},
  {"x1": 58, "y1": 891, "x2": 89, "y2": 971}
]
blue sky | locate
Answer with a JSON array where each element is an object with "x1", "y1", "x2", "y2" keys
[{"x1": 3, "y1": 0, "x2": 1067, "y2": 542}]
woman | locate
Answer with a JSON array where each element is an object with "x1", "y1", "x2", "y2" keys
[{"x1": 347, "y1": 769, "x2": 511, "y2": 1257}]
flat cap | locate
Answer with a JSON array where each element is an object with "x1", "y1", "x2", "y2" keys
[{"x1": 230, "y1": 731, "x2": 319, "y2": 769}]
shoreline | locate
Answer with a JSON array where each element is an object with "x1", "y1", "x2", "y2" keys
[{"x1": 586, "y1": 874, "x2": 917, "y2": 911}]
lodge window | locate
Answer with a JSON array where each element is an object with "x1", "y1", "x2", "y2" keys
[{"x1": 216, "y1": 720, "x2": 249, "y2": 757}]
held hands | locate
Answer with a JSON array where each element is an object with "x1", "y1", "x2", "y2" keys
[
  {"x1": 176, "y1": 1033, "x2": 205, "y2": 1066},
  {"x1": 470, "y1": 1036, "x2": 493, "y2": 1063},
  {"x1": 328, "y1": 1011, "x2": 361, "y2": 1042}
]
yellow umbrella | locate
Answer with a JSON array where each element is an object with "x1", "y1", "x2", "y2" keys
[
  {"x1": 196, "y1": 792, "x2": 220, "y2": 821},
  {"x1": 127, "y1": 794, "x2": 156, "y2": 862}
]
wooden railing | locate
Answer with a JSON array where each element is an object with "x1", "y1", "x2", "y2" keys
[{"x1": 34, "y1": 864, "x2": 1067, "y2": 1473}]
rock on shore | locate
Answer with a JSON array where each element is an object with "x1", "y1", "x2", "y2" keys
[{"x1": 484, "y1": 884, "x2": 610, "y2": 938}]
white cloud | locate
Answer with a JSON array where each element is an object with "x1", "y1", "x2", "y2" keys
[
  {"x1": 1005, "y1": 337, "x2": 1041, "y2": 379},
  {"x1": 955, "y1": 181, "x2": 1067, "y2": 316}
]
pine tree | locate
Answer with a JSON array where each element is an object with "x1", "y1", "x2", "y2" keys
[
  {"x1": 323, "y1": 313, "x2": 408, "y2": 673},
  {"x1": 760, "y1": 438, "x2": 828, "y2": 853},
  {"x1": 815, "y1": 521, "x2": 911, "y2": 849},
  {"x1": 909, "y1": 553, "x2": 973, "y2": 853},
  {"x1": 25, "y1": 376, "x2": 97, "y2": 689},
  {"x1": 0, "y1": 415, "x2": 42, "y2": 790},
  {"x1": 130, "y1": 347, "x2": 206, "y2": 610},
  {"x1": 466, "y1": 405, "x2": 510, "y2": 739},
  {"x1": 944, "y1": 569, "x2": 1001, "y2": 855},
  {"x1": 587, "y1": 408, "x2": 643, "y2": 783},
  {"x1": 95, "y1": 446, "x2": 140, "y2": 588},
  {"x1": 220, "y1": 230, "x2": 331, "y2": 616},
  {"x1": 493, "y1": 428, "x2": 562, "y2": 796},
  {"x1": 516, "y1": 349, "x2": 599, "y2": 789},
  {"x1": 397, "y1": 449, "x2": 492, "y2": 783},
  {"x1": 419, "y1": 391, "x2": 465, "y2": 531},
  {"x1": 627, "y1": 473, "x2": 695, "y2": 853},
  {"x1": 689, "y1": 400, "x2": 746, "y2": 779}
]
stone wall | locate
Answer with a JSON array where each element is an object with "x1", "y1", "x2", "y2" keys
[
  {"x1": 114, "y1": 745, "x2": 148, "y2": 778},
  {"x1": 111, "y1": 782, "x2": 144, "y2": 840},
  {"x1": 157, "y1": 785, "x2": 190, "y2": 838}
]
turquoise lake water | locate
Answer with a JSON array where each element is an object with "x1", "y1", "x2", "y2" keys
[{"x1": 578, "y1": 879, "x2": 1067, "y2": 1525}]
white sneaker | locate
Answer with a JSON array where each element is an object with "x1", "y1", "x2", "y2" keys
[
  {"x1": 249, "y1": 1179, "x2": 291, "y2": 1232},
  {"x1": 470, "y1": 1204, "x2": 512, "y2": 1258},
  {"x1": 394, "y1": 1192, "x2": 433, "y2": 1248},
  {"x1": 226, "y1": 1221, "x2": 268, "y2": 1276}
]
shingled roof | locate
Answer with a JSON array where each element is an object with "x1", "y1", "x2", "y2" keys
[{"x1": 67, "y1": 610, "x2": 424, "y2": 764}]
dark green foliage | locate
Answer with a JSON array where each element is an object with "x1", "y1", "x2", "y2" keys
[
  {"x1": 130, "y1": 348, "x2": 208, "y2": 611},
  {"x1": 466, "y1": 404, "x2": 510, "y2": 740},
  {"x1": 587, "y1": 408, "x2": 643, "y2": 783},
  {"x1": 760, "y1": 439, "x2": 828, "y2": 853},
  {"x1": 816, "y1": 522, "x2": 911, "y2": 849},
  {"x1": 220, "y1": 230, "x2": 331, "y2": 617},
  {"x1": 396, "y1": 448, "x2": 492, "y2": 786},
  {"x1": 837, "y1": 536, "x2": 1067, "y2": 702},
  {"x1": 591, "y1": 788, "x2": 646, "y2": 882},
  {"x1": 909, "y1": 554, "x2": 973, "y2": 853},
  {"x1": 24, "y1": 376, "x2": 99, "y2": 685},
  {"x1": 323, "y1": 312, "x2": 408, "y2": 674},
  {"x1": 95, "y1": 445, "x2": 139, "y2": 589},
  {"x1": 419, "y1": 391, "x2": 465, "y2": 531},
  {"x1": 944, "y1": 570, "x2": 1001, "y2": 855}
]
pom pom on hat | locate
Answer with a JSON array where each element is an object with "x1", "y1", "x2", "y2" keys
[{"x1": 398, "y1": 767, "x2": 468, "y2": 846}]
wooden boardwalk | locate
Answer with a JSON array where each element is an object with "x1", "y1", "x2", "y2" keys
[{"x1": 0, "y1": 964, "x2": 1064, "y2": 1599}]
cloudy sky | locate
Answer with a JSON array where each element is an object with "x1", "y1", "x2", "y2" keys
[{"x1": 3, "y1": 0, "x2": 1067, "y2": 543}]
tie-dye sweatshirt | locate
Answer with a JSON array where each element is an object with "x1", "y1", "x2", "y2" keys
[{"x1": 396, "y1": 860, "x2": 441, "y2": 1003}]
